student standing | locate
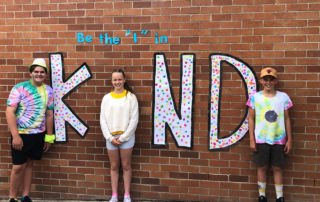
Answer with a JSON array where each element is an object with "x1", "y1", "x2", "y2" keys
[
  {"x1": 100, "y1": 69, "x2": 139, "y2": 202},
  {"x1": 6, "y1": 58, "x2": 55, "y2": 202},
  {"x1": 247, "y1": 67, "x2": 293, "y2": 202}
]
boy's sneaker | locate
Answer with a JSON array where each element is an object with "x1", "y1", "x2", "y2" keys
[
  {"x1": 276, "y1": 197, "x2": 285, "y2": 202},
  {"x1": 8, "y1": 198, "x2": 18, "y2": 202},
  {"x1": 258, "y1": 196, "x2": 267, "y2": 202},
  {"x1": 108, "y1": 196, "x2": 118, "y2": 202},
  {"x1": 21, "y1": 196, "x2": 32, "y2": 202},
  {"x1": 123, "y1": 195, "x2": 131, "y2": 202}
]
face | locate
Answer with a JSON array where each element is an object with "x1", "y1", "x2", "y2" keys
[
  {"x1": 111, "y1": 72, "x2": 125, "y2": 92},
  {"x1": 30, "y1": 66, "x2": 47, "y2": 86},
  {"x1": 259, "y1": 76, "x2": 277, "y2": 91}
]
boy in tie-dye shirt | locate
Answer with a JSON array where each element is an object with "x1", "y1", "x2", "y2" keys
[
  {"x1": 6, "y1": 58, "x2": 55, "y2": 202},
  {"x1": 7, "y1": 80, "x2": 54, "y2": 134},
  {"x1": 246, "y1": 67, "x2": 292, "y2": 202}
]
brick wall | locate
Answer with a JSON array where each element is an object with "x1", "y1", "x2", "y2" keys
[{"x1": 0, "y1": 0, "x2": 319, "y2": 201}]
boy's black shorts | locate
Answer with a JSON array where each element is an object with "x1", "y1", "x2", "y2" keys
[
  {"x1": 253, "y1": 143, "x2": 288, "y2": 167},
  {"x1": 11, "y1": 132, "x2": 45, "y2": 165}
]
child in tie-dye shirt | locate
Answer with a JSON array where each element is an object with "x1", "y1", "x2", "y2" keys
[
  {"x1": 247, "y1": 67, "x2": 292, "y2": 202},
  {"x1": 6, "y1": 58, "x2": 55, "y2": 202}
]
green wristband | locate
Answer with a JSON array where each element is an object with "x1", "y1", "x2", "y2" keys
[{"x1": 45, "y1": 134, "x2": 55, "y2": 144}]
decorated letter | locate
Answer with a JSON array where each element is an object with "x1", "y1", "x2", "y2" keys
[
  {"x1": 152, "y1": 53, "x2": 195, "y2": 148},
  {"x1": 49, "y1": 53, "x2": 92, "y2": 142},
  {"x1": 209, "y1": 54, "x2": 257, "y2": 150}
]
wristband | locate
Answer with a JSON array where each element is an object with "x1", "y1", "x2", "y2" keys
[{"x1": 44, "y1": 134, "x2": 55, "y2": 144}]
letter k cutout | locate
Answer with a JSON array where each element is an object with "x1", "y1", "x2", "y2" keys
[{"x1": 49, "y1": 53, "x2": 92, "y2": 142}]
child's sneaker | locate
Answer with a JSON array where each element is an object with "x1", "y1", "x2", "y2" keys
[
  {"x1": 8, "y1": 198, "x2": 18, "y2": 202},
  {"x1": 123, "y1": 195, "x2": 131, "y2": 202},
  {"x1": 276, "y1": 197, "x2": 284, "y2": 202},
  {"x1": 21, "y1": 196, "x2": 32, "y2": 202},
  {"x1": 258, "y1": 196, "x2": 267, "y2": 202},
  {"x1": 108, "y1": 196, "x2": 118, "y2": 202}
]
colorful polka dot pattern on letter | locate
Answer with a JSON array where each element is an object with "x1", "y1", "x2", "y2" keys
[
  {"x1": 209, "y1": 54, "x2": 257, "y2": 150},
  {"x1": 153, "y1": 54, "x2": 194, "y2": 148},
  {"x1": 50, "y1": 53, "x2": 92, "y2": 142}
]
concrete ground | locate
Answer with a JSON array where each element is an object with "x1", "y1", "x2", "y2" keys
[
  {"x1": 0, "y1": 200, "x2": 158, "y2": 202},
  {"x1": 1, "y1": 200, "x2": 157, "y2": 202},
  {"x1": 0, "y1": 200, "x2": 106, "y2": 202},
  {"x1": 0, "y1": 200, "x2": 170, "y2": 202}
]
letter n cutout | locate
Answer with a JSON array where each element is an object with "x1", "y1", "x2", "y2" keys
[
  {"x1": 152, "y1": 53, "x2": 195, "y2": 148},
  {"x1": 209, "y1": 54, "x2": 257, "y2": 150},
  {"x1": 49, "y1": 53, "x2": 92, "y2": 142}
]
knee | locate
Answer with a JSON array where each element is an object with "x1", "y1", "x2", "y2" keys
[
  {"x1": 121, "y1": 162, "x2": 132, "y2": 172},
  {"x1": 258, "y1": 165, "x2": 268, "y2": 172},
  {"x1": 11, "y1": 164, "x2": 25, "y2": 175},
  {"x1": 110, "y1": 163, "x2": 120, "y2": 171},
  {"x1": 272, "y1": 166, "x2": 282, "y2": 173}
]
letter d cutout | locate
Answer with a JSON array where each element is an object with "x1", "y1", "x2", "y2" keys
[{"x1": 209, "y1": 54, "x2": 257, "y2": 150}]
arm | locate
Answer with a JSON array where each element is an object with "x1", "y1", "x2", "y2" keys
[
  {"x1": 46, "y1": 110, "x2": 54, "y2": 135},
  {"x1": 100, "y1": 96, "x2": 114, "y2": 143},
  {"x1": 284, "y1": 109, "x2": 292, "y2": 154},
  {"x1": 6, "y1": 106, "x2": 23, "y2": 151},
  {"x1": 43, "y1": 109, "x2": 54, "y2": 152},
  {"x1": 248, "y1": 107, "x2": 257, "y2": 152},
  {"x1": 119, "y1": 94, "x2": 139, "y2": 143}
]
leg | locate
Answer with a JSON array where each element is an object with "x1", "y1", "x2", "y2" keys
[
  {"x1": 273, "y1": 166, "x2": 284, "y2": 199},
  {"x1": 22, "y1": 159, "x2": 33, "y2": 196},
  {"x1": 257, "y1": 165, "x2": 268, "y2": 197},
  {"x1": 107, "y1": 149, "x2": 121, "y2": 195},
  {"x1": 272, "y1": 166, "x2": 283, "y2": 185},
  {"x1": 120, "y1": 147, "x2": 133, "y2": 195},
  {"x1": 257, "y1": 165, "x2": 268, "y2": 183},
  {"x1": 9, "y1": 163, "x2": 27, "y2": 198}
]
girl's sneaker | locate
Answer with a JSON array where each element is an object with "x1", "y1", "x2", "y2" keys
[
  {"x1": 108, "y1": 196, "x2": 118, "y2": 202},
  {"x1": 123, "y1": 195, "x2": 131, "y2": 202}
]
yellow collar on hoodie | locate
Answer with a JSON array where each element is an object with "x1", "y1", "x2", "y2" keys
[{"x1": 110, "y1": 90, "x2": 127, "y2": 99}]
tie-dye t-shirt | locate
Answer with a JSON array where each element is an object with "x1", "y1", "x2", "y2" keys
[
  {"x1": 246, "y1": 91, "x2": 293, "y2": 145},
  {"x1": 7, "y1": 80, "x2": 54, "y2": 134}
]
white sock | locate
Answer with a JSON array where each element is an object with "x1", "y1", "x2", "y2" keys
[
  {"x1": 258, "y1": 181, "x2": 266, "y2": 196},
  {"x1": 275, "y1": 184, "x2": 283, "y2": 199}
]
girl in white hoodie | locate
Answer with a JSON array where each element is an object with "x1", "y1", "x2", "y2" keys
[{"x1": 100, "y1": 69, "x2": 139, "y2": 202}]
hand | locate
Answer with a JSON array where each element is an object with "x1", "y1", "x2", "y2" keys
[
  {"x1": 12, "y1": 136, "x2": 23, "y2": 151},
  {"x1": 250, "y1": 141, "x2": 257, "y2": 152},
  {"x1": 43, "y1": 142, "x2": 51, "y2": 152},
  {"x1": 111, "y1": 136, "x2": 122, "y2": 146},
  {"x1": 284, "y1": 140, "x2": 292, "y2": 154}
]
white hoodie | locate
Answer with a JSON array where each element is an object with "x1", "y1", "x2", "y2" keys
[{"x1": 100, "y1": 90, "x2": 139, "y2": 143}]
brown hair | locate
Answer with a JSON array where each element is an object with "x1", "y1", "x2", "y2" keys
[
  {"x1": 111, "y1": 69, "x2": 134, "y2": 94},
  {"x1": 29, "y1": 65, "x2": 48, "y2": 74}
]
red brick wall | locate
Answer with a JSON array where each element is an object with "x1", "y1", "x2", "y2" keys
[{"x1": 1, "y1": 0, "x2": 319, "y2": 201}]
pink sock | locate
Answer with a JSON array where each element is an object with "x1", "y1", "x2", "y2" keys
[
  {"x1": 112, "y1": 192, "x2": 118, "y2": 198},
  {"x1": 124, "y1": 193, "x2": 130, "y2": 197}
]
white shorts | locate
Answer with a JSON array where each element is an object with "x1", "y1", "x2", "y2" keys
[{"x1": 106, "y1": 134, "x2": 135, "y2": 150}]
